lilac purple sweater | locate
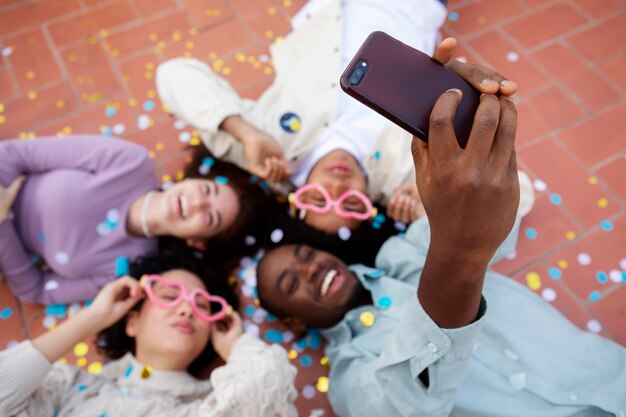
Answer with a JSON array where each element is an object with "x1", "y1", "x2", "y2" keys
[{"x1": 0, "y1": 135, "x2": 158, "y2": 304}]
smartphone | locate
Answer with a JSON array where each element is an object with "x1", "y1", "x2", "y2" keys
[{"x1": 340, "y1": 31, "x2": 480, "y2": 148}]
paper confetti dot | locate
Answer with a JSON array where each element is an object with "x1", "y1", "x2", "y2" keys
[
  {"x1": 597, "y1": 198, "x2": 608, "y2": 208},
  {"x1": 337, "y1": 226, "x2": 351, "y2": 240},
  {"x1": 142, "y1": 100, "x2": 155, "y2": 111},
  {"x1": 106, "y1": 209, "x2": 120, "y2": 223},
  {"x1": 0, "y1": 115, "x2": 5, "y2": 124},
  {"x1": 509, "y1": 372, "x2": 526, "y2": 390},
  {"x1": 394, "y1": 221, "x2": 407, "y2": 232},
  {"x1": 588, "y1": 291, "x2": 601, "y2": 302},
  {"x1": 243, "y1": 321, "x2": 259, "y2": 335},
  {"x1": 620, "y1": 258, "x2": 626, "y2": 271},
  {"x1": 215, "y1": 175, "x2": 228, "y2": 184},
  {"x1": 558, "y1": 260, "x2": 568, "y2": 269},
  {"x1": 125, "y1": 364, "x2": 133, "y2": 377},
  {"x1": 302, "y1": 385, "x2": 316, "y2": 399},
  {"x1": 43, "y1": 316, "x2": 57, "y2": 329},
  {"x1": 577, "y1": 253, "x2": 591, "y2": 266},
  {"x1": 359, "y1": 311, "x2": 375, "y2": 327},
  {"x1": 27, "y1": 91, "x2": 37, "y2": 100},
  {"x1": 105, "y1": 106, "x2": 117, "y2": 117},
  {"x1": 565, "y1": 231, "x2": 576, "y2": 240},
  {"x1": 178, "y1": 131, "x2": 191, "y2": 143},
  {"x1": 76, "y1": 357, "x2": 87, "y2": 367},
  {"x1": 45, "y1": 304, "x2": 67, "y2": 318},
  {"x1": 524, "y1": 228, "x2": 537, "y2": 240},
  {"x1": 596, "y1": 271, "x2": 608, "y2": 284},
  {"x1": 112, "y1": 123, "x2": 125, "y2": 135},
  {"x1": 137, "y1": 114, "x2": 151, "y2": 130},
  {"x1": 140, "y1": 365, "x2": 153, "y2": 379},
  {"x1": 505, "y1": 250, "x2": 517, "y2": 260},
  {"x1": 448, "y1": 11, "x2": 459, "y2": 21},
  {"x1": 588, "y1": 176, "x2": 598, "y2": 185},
  {"x1": 368, "y1": 269, "x2": 383, "y2": 279},
  {"x1": 88, "y1": 361, "x2": 103, "y2": 374},
  {"x1": 586, "y1": 319, "x2": 602, "y2": 334},
  {"x1": 526, "y1": 272, "x2": 541, "y2": 290},
  {"x1": 0, "y1": 103, "x2": 4, "y2": 113},
  {"x1": 245, "y1": 235, "x2": 256, "y2": 246},
  {"x1": 97, "y1": 222, "x2": 111, "y2": 236},
  {"x1": 44, "y1": 280, "x2": 60, "y2": 291},
  {"x1": 548, "y1": 267, "x2": 562, "y2": 280},
  {"x1": 609, "y1": 270, "x2": 624, "y2": 283},
  {"x1": 506, "y1": 52, "x2": 519, "y2": 62},
  {"x1": 0, "y1": 308, "x2": 13, "y2": 320},
  {"x1": 316, "y1": 376, "x2": 329, "y2": 393},
  {"x1": 600, "y1": 220, "x2": 613, "y2": 231},
  {"x1": 174, "y1": 119, "x2": 186, "y2": 130},
  {"x1": 541, "y1": 288, "x2": 557, "y2": 302},
  {"x1": 1, "y1": 46, "x2": 13, "y2": 57},
  {"x1": 264, "y1": 329, "x2": 284, "y2": 343},
  {"x1": 378, "y1": 296, "x2": 392, "y2": 309},
  {"x1": 74, "y1": 342, "x2": 89, "y2": 357},
  {"x1": 300, "y1": 355, "x2": 313, "y2": 367},
  {"x1": 54, "y1": 252, "x2": 70, "y2": 265},
  {"x1": 288, "y1": 349, "x2": 298, "y2": 360},
  {"x1": 549, "y1": 194, "x2": 562, "y2": 205},
  {"x1": 270, "y1": 229, "x2": 284, "y2": 243}
]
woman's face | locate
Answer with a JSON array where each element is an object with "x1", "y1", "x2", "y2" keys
[
  {"x1": 126, "y1": 269, "x2": 212, "y2": 369},
  {"x1": 158, "y1": 179, "x2": 240, "y2": 239}
]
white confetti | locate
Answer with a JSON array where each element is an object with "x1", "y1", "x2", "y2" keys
[
  {"x1": 243, "y1": 320, "x2": 259, "y2": 336},
  {"x1": 42, "y1": 316, "x2": 57, "y2": 329},
  {"x1": 137, "y1": 114, "x2": 151, "y2": 130},
  {"x1": 577, "y1": 253, "x2": 591, "y2": 266},
  {"x1": 198, "y1": 164, "x2": 210, "y2": 176},
  {"x1": 241, "y1": 285, "x2": 254, "y2": 298},
  {"x1": 541, "y1": 288, "x2": 557, "y2": 302},
  {"x1": 245, "y1": 235, "x2": 256, "y2": 246},
  {"x1": 178, "y1": 131, "x2": 191, "y2": 143},
  {"x1": 106, "y1": 209, "x2": 120, "y2": 223},
  {"x1": 240, "y1": 257, "x2": 256, "y2": 269},
  {"x1": 252, "y1": 308, "x2": 267, "y2": 324},
  {"x1": 270, "y1": 228, "x2": 284, "y2": 243},
  {"x1": 394, "y1": 221, "x2": 407, "y2": 232},
  {"x1": 243, "y1": 270, "x2": 257, "y2": 288},
  {"x1": 620, "y1": 258, "x2": 626, "y2": 271},
  {"x1": 44, "y1": 280, "x2": 60, "y2": 291},
  {"x1": 258, "y1": 54, "x2": 270, "y2": 63},
  {"x1": 504, "y1": 349, "x2": 519, "y2": 361},
  {"x1": 54, "y1": 252, "x2": 70, "y2": 265},
  {"x1": 507, "y1": 51, "x2": 519, "y2": 62},
  {"x1": 505, "y1": 250, "x2": 517, "y2": 260},
  {"x1": 338, "y1": 226, "x2": 351, "y2": 241},
  {"x1": 302, "y1": 385, "x2": 316, "y2": 399},
  {"x1": 68, "y1": 303, "x2": 82, "y2": 317},
  {"x1": 174, "y1": 119, "x2": 186, "y2": 130},
  {"x1": 96, "y1": 222, "x2": 111, "y2": 236},
  {"x1": 112, "y1": 123, "x2": 126, "y2": 135},
  {"x1": 533, "y1": 179, "x2": 547, "y2": 192},
  {"x1": 586, "y1": 319, "x2": 602, "y2": 334},
  {"x1": 282, "y1": 331, "x2": 295, "y2": 343},
  {"x1": 609, "y1": 269, "x2": 623, "y2": 283},
  {"x1": 1, "y1": 46, "x2": 13, "y2": 57}
]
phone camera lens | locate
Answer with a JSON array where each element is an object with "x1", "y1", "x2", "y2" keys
[{"x1": 349, "y1": 67, "x2": 365, "y2": 85}]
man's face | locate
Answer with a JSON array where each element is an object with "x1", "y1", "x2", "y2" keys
[{"x1": 257, "y1": 244, "x2": 367, "y2": 328}]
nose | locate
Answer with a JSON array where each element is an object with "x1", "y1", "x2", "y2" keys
[
  {"x1": 322, "y1": 181, "x2": 350, "y2": 200},
  {"x1": 190, "y1": 194, "x2": 211, "y2": 212},
  {"x1": 175, "y1": 297, "x2": 195, "y2": 317},
  {"x1": 295, "y1": 262, "x2": 318, "y2": 283}
]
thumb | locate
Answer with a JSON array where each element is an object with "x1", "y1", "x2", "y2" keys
[{"x1": 8, "y1": 176, "x2": 25, "y2": 195}]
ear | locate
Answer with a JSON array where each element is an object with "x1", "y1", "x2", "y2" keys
[
  {"x1": 186, "y1": 238, "x2": 207, "y2": 251},
  {"x1": 125, "y1": 311, "x2": 139, "y2": 338},
  {"x1": 282, "y1": 316, "x2": 307, "y2": 338}
]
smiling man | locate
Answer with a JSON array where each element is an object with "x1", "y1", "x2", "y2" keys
[{"x1": 257, "y1": 88, "x2": 626, "y2": 416}]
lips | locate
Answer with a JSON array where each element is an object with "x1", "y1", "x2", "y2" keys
[
  {"x1": 176, "y1": 195, "x2": 189, "y2": 219},
  {"x1": 317, "y1": 264, "x2": 344, "y2": 299},
  {"x1": 172, "y1": 319, "x2": 195, "y2": 334},
  {"x1": 327, "y1": 163, "x2": 352, "y2": 176}
]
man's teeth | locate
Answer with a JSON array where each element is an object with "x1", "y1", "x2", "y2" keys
[
  {"x1": 179, "y1": 196, "x2": 188, "y2": 218},
  {"x1": 321, "y1": 269, "x2": 338, "y2": 297}
]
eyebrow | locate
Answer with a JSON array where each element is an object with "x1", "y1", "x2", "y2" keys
[
  {"x1": 275, "y1": 270, "x2": 287, "y2": 293},
  {"x1": 214, "y1": 182, "x2": 219, "y2": 196},
  {"x1": 294, "y1": 244, "x2": 302, "y2": 259}
]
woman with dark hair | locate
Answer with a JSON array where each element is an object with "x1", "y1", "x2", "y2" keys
[
  {"x1": 0, "y1": 251, "x2": 297, "y2": 417},
  {"x1": 0, "y1": 135, "x2": 271, "y2": 304}
]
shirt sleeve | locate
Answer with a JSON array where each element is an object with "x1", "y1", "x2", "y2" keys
[
  {"x1": 326, "y1": 298, "x2": 486, "y2": 417},
  {"x1": 0, "y1": 341, "x2": 82, "y2": 417},
  {"x1": 198, "y1": 334, "x2": 298, "y2": 417},
  {"x1": 0, "y1": 135, "x2": 155, "y2": 183}
]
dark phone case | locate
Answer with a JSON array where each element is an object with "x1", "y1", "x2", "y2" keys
[{"x1": 340, "y1": 31, "x2": 480, "y2": 148}]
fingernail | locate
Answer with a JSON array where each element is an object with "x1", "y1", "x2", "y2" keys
[
  {"x1": 446, "y1": 88, "x2": 462, "y2": 97},
  {"x1": 481, "y1": 79, "x2": 497, "y2": 88},
  {"x1": 501, "y1": 80, "x2": 515, "y2": 87}
]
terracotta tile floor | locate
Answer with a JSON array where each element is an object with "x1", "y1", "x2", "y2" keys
[{"x1": 0, "y1": 0, "x2": 625, "y2": 416}]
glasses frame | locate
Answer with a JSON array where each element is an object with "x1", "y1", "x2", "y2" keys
[
  {"x1": 290, "y1": 183, "x2": 376, "y2": 221},
  {"x1": 140, "y1": 274, "x2": 228, "y2": 323}
]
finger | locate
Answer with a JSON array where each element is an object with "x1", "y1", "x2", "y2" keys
[
  {"x1": 428, "y1": 89, "x2": 463, "y2": 161},
  {"x1": 491, "y1": 96, "x2": 518, "y2": 169},
  {"x1": 432, "y1": 37, "x2": 457, "y2": 65},
  {"x1": 466, "y1": 94, "x2": 500, "y2": 161},
  {"x1": 447, "y1": 61, "x2": 517, "y2": 96},
  {"x1": 6, "y1": 176, "x2": 25, "y2": 201}
]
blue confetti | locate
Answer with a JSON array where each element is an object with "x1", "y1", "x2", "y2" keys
[
  {"x1": 142, "y1": 100, "x2": 155, "y2": 111},
  {"x1": 45, "y1": 304, "x2": 67, "y2": 318},
  {"x1": 300, "y1": 355, "x2": 313, "y2": 367},
  {"x1": 102, "y1": 127, "x2": 113, "y2": 136},
  {"x1": 372, "y1": 222, "x2": 382, "y2": 230},
  {"x1": 0, "y1": 308, "x2": 13, "y2": 320},
  {"x1": 525, "y1": 228, "x2": 538, "y2": 240},
  {"x1": 31, "y1": 255, "x2": 42, "y2": 264},
  {"x1": 38, "y1": 232, "x2": 46, "y2": 243},
  {"x1": 124, "y1": 364, "x2": 133, "y2": 377},
  {"x1": 244, "y1": 305, "x2": 256, "y2": 317},
  {"x1": 308, "y1": 329, "x2": 322, "y2": 349},
  {"x1": 105, "y1": 219, "x2": 118, "y2": 229},
  {"x1": 215, "y1": 175, "x2": 229, "y2": 184},
  {"x1": 77, "y1": 384, "x2": 88, "y2": 392},
  {"x1": 378, "y1": 296, "x2": 392, "y2": 309},
  {"x1": 448, "y1": 11, "x2": 459, "y2": 21},
  {"x1": 367, "y1": 269, "x2": 383, "y2": 279},
  {"x1": 105, "y1": 106, "x2": 117, "y2": 117},
  {"x1": 99, "y1": 414, "x2": 107, "y2": 417},
  {"x1": 373, "y1": 150, "x2": 381, "y2": 160},
  {"x1": 260, "y1": 181, "x2": 269, "y2": 190},
  {"x1": 201, "y1": 156, "x2": 215, "y2": 167},
  {"x1": 596, "y1": 271, "x2": 608, "y2": 284},
  {"x1": 600, "y1": 220, "x2": 613, "y2": 232},
  {"x1": 548, "y1": 267, "x2": 562, "y2": 280},
  {"x1": 295, "y1": 338, "x2": 308, "y2": 350},
  {"x1": 264, "y1": 329, "x2": 283, "y2": 343},
  {"x1": 85, "y1": 299, "x2": 93, "y2": 308},
  {"x1": 374, "y1": 214, "x2": 386, "y2": 224},
  {"x1": 549, "y1": 193, "x2": 562, "y2": 205},
  {"x1": 266, "y1": 313, "x2": 277, "y2": 323},
  {"x1": 589, "y1": 291, "x2": 601, "y2": 302},
  {"x1": 115, "y1": 256, "x2": 130, "y2": 277}
]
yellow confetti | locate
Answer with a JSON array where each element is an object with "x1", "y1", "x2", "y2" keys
[
  {"x1": 27, "y1": 36, "x2": 36, "y2": 45},
  {"x1": 148, "y1": 150, "x2": 156, "y2": 158},
  {"x1": 228, "y1": 275, "x2": 237, "y2": 286},
  {"x1": 87, "y1": 35, "x2": 98, "y2": 45},
  {"x1": 99, "y1": 29, "x2": 109, "y2": 37},
  {"x1": 140, "y1": 365, "x2": 153, "y2": 379},
  {"x1": 208, "y1": 52, "x2": 218, "y2": 59},
  {"x1": 0, "y1": 103, "x2": 4, "y2": 112},
  {"x1": 526, "y1": 272, "x2": 541, "y2": 290},
  {"x1": 316, "y1": 376, "x2": 329, "y2": 393},
  {"x1": 235, "y1": 53, "x2": 246, "y2": 62},
  {"x1": 182, "y1": 51, "x2": 192, "y2": 58},
  {"x1": 161, "y1": 174, "x2": 171, "y2": 182},
  {"x1": 76, "y1": 75, "x2": 85, "y2": 84},
  {"x1": 478, "y1": 16, "x2": 487, "y2": 24},
  {"x1": 57, "y1": 358, "x2": 67, "y2": 364},
  {"x1": 268, "y1": 6, "x2": 277, "y2": 15},
  {"x1": 172, "y1": 31, "x2": 182, "y2": 42},
  {"x1": 222, "y1": 67, "x2": 231, "y2": 75},
  {"x1": 566, "y1": 231, "x2": 576, "y2": 240},
  {"x1": 246, "y1": 56, "x2": 255, "y2": 63},
  {"x1": 189, "y1": 28, "x2": 198, "y2": 36},
  {"x1": 265, "y1": 30, "x2": 274, "y2": 39},
  {"x1": 155, "y1": 41, "x2": 166, "y2": 52},
  {"x1": 145, "y1": 62, "x2": 155, "y2": 70},
  {"x1": 26, "y1": 70, "x2": 36, "y2": 80},
  {"x1": 360, "y1": 311, "x2": 375, "y2": 327},
  {"x1": 558, "y1": 260, "x2": 568, "y2": 269},
  {"x1": 55, "y1": 99, "x2": 65, "y2": 108},
  {"x1": 144, "y1": 71, "x2": 153, "y2": 79},
  {"x1": 320, "y1": 356, "x2": 329, "y2": 367},
  {"x1": 155, "y1": 142, "x2": 164, "y2": 151},
  {"x1": 18, "y1": 132, "x2": 28, "y2": 139},
  {"x1": 264, "y1": 66, "x2": 273, "y2": 75},
  {"x1": 68, "y1": 54, "x2": 78, "y2": 62},
  {"x1": 283, "y1": 0, "x2": 292, "y2": 7},
  {"x1": 87, "y1": 361, "x2": 103, "y2": 374},
  {"x1": 122, "y1": 74, "x2": 130, "y2": 83},
  {"x1": 85, "y1": 76, "x2": 94, "y2": 84},
  {"x1": 176, "y1": 171, "x2": 185, "y2": 181},
  {"x1": 287, "y1": 349, "x2": 298, "y2": 360},
  {"x1": 274, "y1": 36, "x2": 284, "y2": 43},
  {"x1": 597, "y1": 198, "x2": 608, "y2": 208},
  {"x1": 76, "y1": 357, "x2": 87, "y2": 367},
  {"x1": 161, "y1": 103, "x2": 170, "y2": 113},
  {"x1": 190, "y1": 137, "x2": 201, "y2": 146},
  {"x1": 74, "y1": 342, "x2": 89, "y2": 357},
  {"x1": 185, "y1": 41, "x2": 194, "y2": 50},
  {"x1": 147, "y1": 89, "x2": 156, "y2": 98},
  {"x1": 149, "y1": 33, "x2": 158, "y2": 42},
  {"x1": 27, "y1": 91, "x2": 37, "y2": 100},
  {"x1": 588, "y1": 176, "x2": 598, "y2": 185},
  {"x1": 62, "y1": 126, "x2": 73, "y2": 135},
  {"x1": 128, "y1": 97, "x2": 138, "y2": 106},
  {"x1": 111, "y1": 49, "x2": 120, "y2": 57},
  {"x1": 0, "y1": 115, "x2": 5, "y2": 125}
]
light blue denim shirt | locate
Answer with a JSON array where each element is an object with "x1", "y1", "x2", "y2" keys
[{"x1": 321, "y1": 217, "x2": 626, "y2": 417}]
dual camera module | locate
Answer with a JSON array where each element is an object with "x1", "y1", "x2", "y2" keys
[{"x1": 348, "y1": 60, "x2": 369, "y2": 85}]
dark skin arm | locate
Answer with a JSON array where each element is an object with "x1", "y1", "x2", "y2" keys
[{"x1": 413, "y1": 90, "x2": 519, "y2": 329}]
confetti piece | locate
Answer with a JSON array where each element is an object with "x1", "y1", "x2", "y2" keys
[
  {"x1": 586, "y1": 319, "x2": 602, "y2": 333},
  {"x1": 76, "y1": 357, "x2": 87, "y2": 367},
  {"x1": 448, "y1": 11, "x2": 459, "y2": 21},
  {"x1": 88, "y1": 361, "x2": 103, "y2": 374},
  {"x1": 588, "y1": 176, "x2": 598, "y2": 185},
  {"x1": 1, "y1": 46, "x2": 13, "y2": 57},
  {"x1": 27, "y1": 91, "x2": 37, "y2": 100},
  {"x1": 302, "y1": 385, "x2": 316, "y2": 399},
  {"x1": 265, "y1": 30, "x2": 274, "y2": 39},
  {"x1": 43, "y1": 316, "x2": 57, "y2": 329},
  {"x1": 316, "y1": 376, "x2": 329, "y2": 393},
  {"x1": 137, "y1": 114, "x2": 151, "y2": 130},
  {"x1": 26, "y1": 70, "x2": 36, "y2": 80},
  {"x1": 74, "y1": 342, "x2": 89, "y2": 357},
  {"x1": 596, "y1": 271, "x2": 608, "y2": 284},
  {"x1": 360, "y1": 311, "x2": 375, "y2": 327},
  {"x1": 609, "y1": 270, "x2": 624, "y2": 283},
  {"x1": 541, "y1": 288, "x2": 557, "y2": 302},
  {"x1": 178, "y1": 131, "x2": 191, "y2": 143},
  {"x1": 549, "y1": 193, "x2": 562, "y2": 205},
  {"x1": 142, "y1": 100, "x2": 155, "y2": 111},
  {"x1": 533, "y1": 179, "x2": 547, "y2": 191},
  {"x1": 0, "y1": 308, "x2": 13, "y2": 320},
  {"x1": 300, "y1": 355, "x2": 313, "y2": 367},
  {"x1": 558, "y1": 260, "x2": 568, "y2": 269},
  {"x1": 44, "y1": 280, "x2": 60, "y2": 291},
  {"x1": 565, "y1": 231, "x2": 576, "y2": 240},
  {"x1": 270, "y1": 229, "x2": 284, "y2": 243},
  {"x1": 525, "y1": 272, "x2": 541, "y2": 290},
  {"x1": 140, "y1": 365, "x2": 152, "y2": 378},
  {"x1": 506, "y1": 52, "x2": 519, "y2": 62},
  {"x1": 588, "y1": 291, "x2": 601, "y2": 302},
  {"x1": 367, "y1": 269, "x2": 383, "y2": 279},
  {"x1": 378, "y1": 296, "x2": 392, "y2": 309},
  {"x1": 577, "y1": 253, "x2": 591, "y2": 266},
  {"x1": 548, "y1": 267, "x2": 561, "y2": 280},
  {"x1": 597, "y1": 198, "x2": 608, "y2": 208},
  {"x1": 54, "y1": 252, "x2": 70, "y2": 265},
  {"x1": 125, "y1": 364, "x2": 133, "y2": 377},
  {"x1": 288, "y1": 349, "x2": 298, "y2": 360},
  {"x1": 524, "y1": 228, "x2": 537, "y2": 240},
  {"x1": 265, "y1": 329, "x2": 283, "y2": 343},
  {"x1": 0, "y1": 115, "x2": 5, "y2": 124},
  {"x1": 338, "y1": 226, "x2": 351, "y2": 241},
  {"x1": 0, "y1": 103, "x2": 4, "y2": 113},
  {"x1": 245, "y1": 235, "x2": 256, "y2": 246},
  {"x1": 112, "y1": 123, "x2": 125, "y2": 135},
  {"x1": 600, "y1": 220, "x2": 613, "y2": 231},
  {"x1": 509, "y1": 372, "x2": 526, "y2": 390}
]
